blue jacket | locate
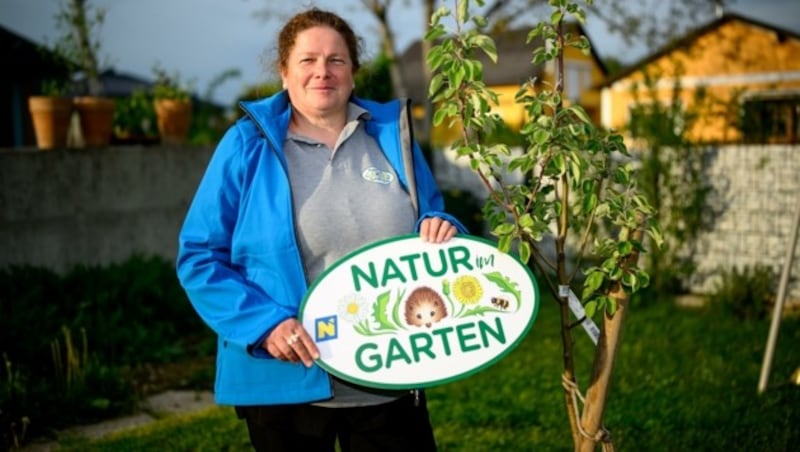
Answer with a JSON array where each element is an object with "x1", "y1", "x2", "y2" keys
[{"x1": 176, "y1": 92, "x2": 466, "y2": 406}]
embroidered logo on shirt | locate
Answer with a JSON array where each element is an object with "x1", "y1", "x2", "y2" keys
[{"x1": 362, "y1": 167, "x2": 394, "y2": 185}]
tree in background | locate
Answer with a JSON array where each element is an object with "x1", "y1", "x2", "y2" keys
[
  {"x1": 427, "y1": 0, "x2": 661, "y2": 449},
  {"x1": 53, "y1": 0, "x2": 106, "y2": 96}
]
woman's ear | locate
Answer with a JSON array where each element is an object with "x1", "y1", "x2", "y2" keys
[{"x1": 280, "y1": 70, "x2": 287, "y2": 90}]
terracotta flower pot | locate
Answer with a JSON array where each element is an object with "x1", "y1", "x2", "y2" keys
[
  {"x1": 28, "y1": 96, "x2": 73, "y2": 150},
  {"x1": 74, "y1": 96, "x2": 116, "y2": 148},
  {"x1": 154, "y1": 99, "x2": 192, "y2": 145}
]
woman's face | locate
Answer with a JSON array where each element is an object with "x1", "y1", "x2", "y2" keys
[{"x1": 281, "y1": 26, "x2": 355, "y2": 119}]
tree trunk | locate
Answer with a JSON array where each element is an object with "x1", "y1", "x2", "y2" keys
[
  {"x1": 577, "y1": 225, "x2": 644, "y2": 452},
  {"x1": 416, "y1": 0, "x2": 435, "y2": 145},
  {"x1": 364, "y1": 0, "x2": 408, "y2": 99}
]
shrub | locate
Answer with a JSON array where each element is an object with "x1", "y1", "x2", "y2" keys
[
  {"x1": 113, "y1": 88, "x2": 158, "y2": 142},
  {"x1": 709, "y1": 264, "x2": 776, "y2": 320},
  {"x1": 0, "y1": 256, "x2": 213, "y2": 449}
]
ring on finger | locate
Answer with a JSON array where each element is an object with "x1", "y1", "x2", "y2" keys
[{"x1": 286, "y1": 332, "x2": 299, "y2": 346}]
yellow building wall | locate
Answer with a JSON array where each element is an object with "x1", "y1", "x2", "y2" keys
[{"x1": 604, "y1": 19, "x2": 800, "y2": 143}]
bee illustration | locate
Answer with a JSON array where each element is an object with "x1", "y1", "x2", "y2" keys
[{"x1": 490, "y1": 297, "x2": 510, "y2": 310}]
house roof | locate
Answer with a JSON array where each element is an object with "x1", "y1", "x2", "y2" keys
[
  {"x1": 602, "y1": 11, "x2": 800, "y2": 87},
  {"x1": 1, "y1": 23, "x2": 71, "y2": 79},
  {"x1": 96, "y1": 69, "x2": 153, "y2": 97},
  {"x1": 92, "y1": 69, "x2": 224, "y2": 110},
  {"x1": 399, "y1": 22, "x2": 607, "y2": 104}
]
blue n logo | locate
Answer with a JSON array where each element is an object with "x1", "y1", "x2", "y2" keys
[{"x1": 315, "y1": 315, "x2": 338, "y2": 342}]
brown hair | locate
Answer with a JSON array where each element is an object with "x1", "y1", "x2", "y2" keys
[{"x1": 276, "y1": 8, "x2": 361, "y2": 72}]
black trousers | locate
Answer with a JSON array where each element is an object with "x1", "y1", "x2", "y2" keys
[{"x1": 235, "y1": 391, "x2": 437, "y2": 452}]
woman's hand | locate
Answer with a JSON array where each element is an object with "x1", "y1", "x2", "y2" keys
[
  {"x1": 263, "y1": 318, "x2": 319, "y2": 368},
  {"x1": 419, "y1": 217, "x2": 457, "y2": 243}
]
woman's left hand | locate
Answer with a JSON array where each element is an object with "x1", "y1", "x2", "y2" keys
[{"x1": 419, "y1": 217, "x2": 457, "y2": 243}]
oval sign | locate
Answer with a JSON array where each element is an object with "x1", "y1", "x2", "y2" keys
[{"x1": 299, "y1": 234, "x2": 539, "y2": 389}]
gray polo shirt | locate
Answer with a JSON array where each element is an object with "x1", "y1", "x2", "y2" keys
[{"x1": 284, "y1": 102, "x2": 416, "y2": 406}]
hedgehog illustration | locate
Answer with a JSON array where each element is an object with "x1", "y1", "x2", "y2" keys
[{"x1": 404, "y1": 286, "x2": 448, "y2": 328}]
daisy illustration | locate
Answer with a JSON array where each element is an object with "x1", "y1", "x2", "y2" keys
[{"x1": 337, "y1": 293, "x2": 370, "y2": 324}]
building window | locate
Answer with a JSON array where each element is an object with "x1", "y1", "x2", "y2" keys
[{"x1": 741, "y1": 96, "x2": 800, "y2": 144}]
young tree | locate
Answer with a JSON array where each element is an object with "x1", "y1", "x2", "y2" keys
[
  {"x1": 54, "y1": 0, "x2": 106, "y2": 96},
  {"x1": 426, "y1": 0, "x2": 662, "y2": 449}
]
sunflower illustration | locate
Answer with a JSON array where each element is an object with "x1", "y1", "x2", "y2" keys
[
  {"x1": 337, "y1": 293, "x2": 369, "y2": 324},
  {"x1": 452, "y1": 275, "x2": 483, "y2": 305}
]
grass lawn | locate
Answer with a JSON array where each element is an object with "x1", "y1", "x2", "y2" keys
[{"x1": 58, "y1": 297, "x2": 800, "y2": 451}]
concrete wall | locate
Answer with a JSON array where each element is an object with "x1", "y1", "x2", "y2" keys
[{"x1": 0, "y1": 146, "x2": 213, "y2": 273}]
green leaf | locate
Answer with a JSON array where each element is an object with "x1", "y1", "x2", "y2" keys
[
  {"x1": 584, "y1": 270, "x2": 604, "y2": 294},
  {"x1": 569, "y1": 105, "x2": 592, "y2": 124},
  {"x1": 636, "y1": 269, "x2": 651, "y2": 290},
  {"x1": 452, "y1": 66, "x2": 465, "y2": 90},
  {"x1": 607, "y1": 297, "x2": 618, "y2": 315},
  {"x1": 430, "y1": 6, "x2": 450, "y2": 26},
  {"x1": 552, "y1": 153, "x2": 567, "y2": 175},
  {"x1": 569, "y1": 157, "x2": 582, "y2": 182},
  {"x1": 473, "y1": 35, "x2": 498, "y2": 63},
  {"x1": 493, "y1": 222, "x2": 515, "y2": 235},
  {"x1": 457, "y1": 0, "x2": 469, "y2": 24},
  {"x1": 583, "y1": 192, "x2": 598, "y2": 213},
  {"x1": 391, "y1": 288, "x2": 407, "y2": 330},
  {"x1": 584, "y1": 300, "x2": 597, "y2": 318},
  {"x1": 433, "y1": 108, "x2": 448, "y2": 126},
  {"x1": 613, "y1": 166, "x2": 631, "y2": 185},
  {"x1": 498, "y1": 235, "x2": 512, "y2": 253},
  {"x1": 617, "y1": 241, "x2": 634, "y2": 256},
  {"x1": 533, "y1": 129, "x2": 551, "y2": 145},
  {"x1": 462, "y1": 305, "x2": 508, "y2": 318},
  {"x1": 425, "y1": 25, "x2": 447, "y2": 42},
  {"x1": 518, "y1": 241, "x2": 531, "y2": 264},
  {"x1": 532, "y1": 50, "x2": 548, "y2": 65},
  {"x1": 429, "y1": 73, "x2": 444, "y2": 97},
  {"x1": 426, "y1": 47, "x2": 445, "y2": 71},
  {"x1": 372, "y1": 291, "x2": 396, "y2": 331},
  {"x1": 472, "y1": 15, "x2": 488, "y2": 28},
  {"x1": 648, "y1": 224, "x2": 665, "y2": 249}
]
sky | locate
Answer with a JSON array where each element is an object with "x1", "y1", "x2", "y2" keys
[{"x1": 2, "y1": 0, "x2": 799, "y2": 107}]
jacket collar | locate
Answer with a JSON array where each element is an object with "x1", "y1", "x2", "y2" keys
[{"x1": 239, "y1": 91, "x2": 403, "y2": 143}]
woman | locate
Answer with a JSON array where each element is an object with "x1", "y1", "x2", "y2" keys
[{"x1": 176, "y1": 8, "x2": 465, "y2": 452}]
